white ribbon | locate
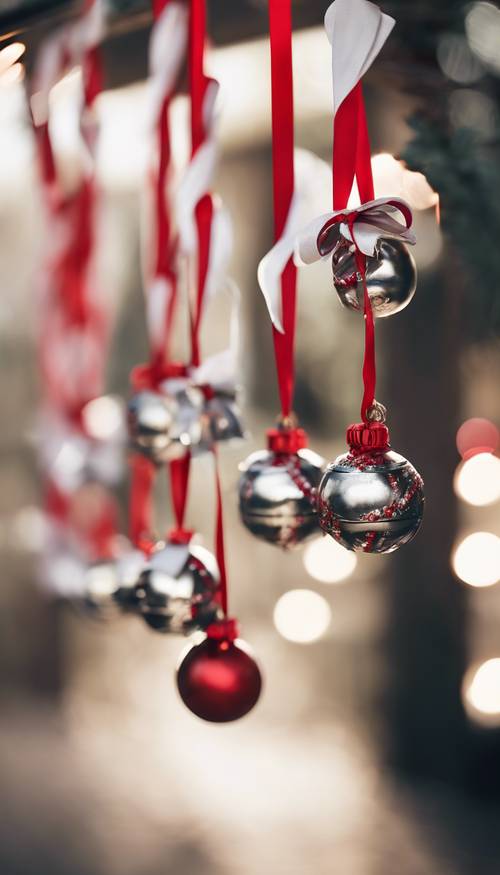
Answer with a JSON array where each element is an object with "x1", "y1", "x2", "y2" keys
[
  {"x1": 296, "y1": 197, "x2": 416, "y2": 264},
  {"x1": 176, "y1": 79, "x2": 220, "y2": 255},
  {"x1": 30, "y1": 0, "x2": 106, "y2": 126},
  {"x1": 325, "y1": 0, "x2": 394, "y2": 121},
  {"x1": 148, "y1": 1, "x2": 189, "y2": 128}
]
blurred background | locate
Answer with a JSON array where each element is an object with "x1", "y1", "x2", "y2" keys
[{"x1": 1, "y1": 1, "x2": 500, "y2": 873}]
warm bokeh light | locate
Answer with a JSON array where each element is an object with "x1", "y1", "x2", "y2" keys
[
  {"x1": 465, "y1": 2, "x2": 500, "y2": 74},
  {"x1": 436, "y1": 32, "x2": 484, "y2": 84},
  {"x1": 303, "y1": 536, "x2": 357, "y2": 584},
  {"x1": 370, "y1": 153, "x2": 439, "y2": 211},
  {"x1": 456, "y1": 417, "x2": 499, "y2": 460},
  {"x1": 273, "y1": 589, "x2": 331, "y2": 644},
  {"x1": 454, "y1": 452, "x2": 500, "y2": 506},
  {"x1": 0, "y1": 42, "x2": 25, "y2": 75},
  {"x1": 463, "y1": 659, "x2": 500, "y2": 726},
  {"x1": 82, "y1": 395, "x2": 124, "y2": 440},
  {"x1": 0, "y1": 62, "x2": 24, "y2": 87},
  {"x1": 449, "y1": 88, "x2": 497, "y2": 141},
  {"x1": 452, "y1": 532, "x2": 500, "y2": 588}
]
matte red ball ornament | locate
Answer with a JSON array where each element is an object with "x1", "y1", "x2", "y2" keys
[{"x1": 176, "y1": 621, "x2": 262, "y2": 722}]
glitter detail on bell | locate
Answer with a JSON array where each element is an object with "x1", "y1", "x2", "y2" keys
[
  {"x1": 238, "y1": 447, "x2": 324, "y2": 548},
  {"x1": 318, "y1": 448, "x2": 424, "y2": 553},
  {"x1": 332, "y1": 236, "x2": 417, "y2": 318}
]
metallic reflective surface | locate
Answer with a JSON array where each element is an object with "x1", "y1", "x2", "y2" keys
[
  {"x1": 238, "y1": 448, "x2": 324, "y2": 548},
  {"x1": 198, "y1": 393, "x2": 245, "y2": 452},
  {"x1": 127, "y1": 390, "x2": 201, "y2": 464},
  {"x1": 318, "y1": 449, "x2": 424, "y2": 553},
  {"x1": 332, "y1": 238, "x2": 417, "y2": 318},
  {"x1": 114, "y1": 548, "x2": 146, "y2": 611},
  {"x1": 137, "y1": 544, "x2": 221, "y2": 634}
]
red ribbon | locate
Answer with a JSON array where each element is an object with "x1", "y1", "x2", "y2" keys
[
  {"x1": 129, "y1": 455, "x2": 156, "y2": 552},
  {"x1": 268, "y1": 0, "x2": 297, "y2": 418},
  {"x1": 188, "y1": 0, "x2": 214, "y2": 368},
  {"x1": 150, "y1": 0, "x2": 180, "y2": 370},
  {"x1": 213, "y1": 448, "x2": 229, "y2": 616},
  {"x1": 169, "y1": 454, "x2": 192, "y2": 541},
  {"x1": 333, "y1": 82, "x2": 377, "y2": 424},
  {"x1": 266, "y1": 426, "x2": 308, "y2": 454}
]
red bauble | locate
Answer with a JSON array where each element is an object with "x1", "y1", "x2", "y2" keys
[{"x1": 176, "y1": 633, "x2": 262, "y2": 723}]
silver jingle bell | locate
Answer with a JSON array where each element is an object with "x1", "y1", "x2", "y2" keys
[
  {"x1": 114, "y1": 548, "x2": 146, "y2": 611},
  {"x1": 318, "y1": 448, "x2": 424, "y2": 553},
  {"x1": 198, "y1": 392, "x2": 245, "y2": 451},
  {"x1": 127, "y1": 390, "x2": 200, "y2": 464},
  {"x1": 136, "y1": 542, "x2": 221, "y2": 634},
  {"x1": 238, "y1": 448, "x2": 324, "y2": 549},
  {"x1": 332, "y1": 237, "x2": 417, "y2": 318}
]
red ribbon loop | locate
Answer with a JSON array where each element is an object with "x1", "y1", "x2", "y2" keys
[
  {"x1": 347, "y1": 421, "x2": 390, "y2": 453},
  {"x1": 266, "y1": 426, "x2": 308, "y2": 454},
  {"x1": 130, "y1": 361, "x2": 188, "y2": 392},
  {"x1": 206, "y1": 617, "x2": 239, "y2": 642}
]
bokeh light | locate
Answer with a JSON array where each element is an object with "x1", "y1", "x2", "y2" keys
[
  {"x1": 465, "y1": 2, "x2": 500, "y2": 74},
  {"x1": 452, "y1": 532, "x2": 500, "y2": 587},
  {"x1": 82, "y1": 395, "x2": 124, "y2": 440},
  {"x1": 371, "y1": 153, "x2": 439, "y2": 211},
  {"x1": 273, "y1": 589, "x2": 331, "y2": 644},
  {"x1": 449, "y1": 88, "x2": 497, "y2": 141},
  {"x1": 463, "y1": 659, "x2": 500, "y2": 726},
  {"x1": 456, "y1": 417, "x2": 499, "y2": 460},
  {"x1": 454, "y1": 452, "x2": 500, "y2": 506},
  {"x1": 303, "y1": 536, "x2": 357, "y2": 584},
  {"x1": 0, "y1": 42, "x2": 25, "y2": 75},
  {"x1": 437, "y1": 33, "x2": 485, "y2": 84}
]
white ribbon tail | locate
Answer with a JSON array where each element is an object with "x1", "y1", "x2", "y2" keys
[
  {"x1": 257, "y1": 191, "x2": 304, "y2": 334},
  {"x1": 325, "y1": 0, "x2": 395, "y2": 117}
]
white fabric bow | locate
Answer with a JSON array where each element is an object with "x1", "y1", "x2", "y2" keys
[{"x1": 296, "y1": 197, "x2": 416, "y2": 265}]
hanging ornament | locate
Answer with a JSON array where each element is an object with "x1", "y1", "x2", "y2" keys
[
  {"x1": 331, "y1": 236, "x2": 416, "y2": 317},
  {"x1": 200, "y1": 390, "x2": 245, "y2": 445},
  {"x1": 318, "y1": 414, "x2": 424, "y2": 553},
  {"x1": 239, "y1": 424, "x2": 323, "y2": 548},
  {"x1": 127, "y1": 387, "x2": 201, "y2": 464},
  {"x1": 136, "y1": 538, "x2": 221, "y2": 633},
  {"x1": 284, "y1": 0, "x2": 424, "y2": 553},
  {"x1": 177, "y1": 618, "x2": 262, "y2": 723},
  {"x1": 114, "y1": 547, "x2": 147, "y2": 610},
  {"x1": 241, "y1": 0, "x2": 324, "y2": 549}
]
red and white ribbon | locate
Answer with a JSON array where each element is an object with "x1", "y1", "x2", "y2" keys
[
  {"x1": 30, "y1": 0, "x2": 121, "y2": 587},
  {"x1": 145, "y1": 0, "x2": 188, "y2": 368},
  {"x1": 258, "y1": 0, "x2": 399, "y2": 334}
]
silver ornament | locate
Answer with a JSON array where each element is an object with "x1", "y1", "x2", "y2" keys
[
  {"x1": 318, "y1": 449, "x2": 424, "y2": 553},
  {"x1": 136, "y1": 542, "x2": 220, "y2": 634},
  {"x1": 127, "y1": 390, "x2": 201, "y2": 464},
  {"x1": 198, "y1": 392, "x2": 245, "y2": 452},
  {"x1": 238, "y1": 448, "x2": 324, "y2": 548},
  {"x1": 332, "y1": 237, "x2": 417, "y2": 318},
  {"x1": 114, "y1": 548, "x2": 146, "y2": 611}
]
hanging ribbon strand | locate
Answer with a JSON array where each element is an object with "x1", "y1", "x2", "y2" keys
[
  {"x1": 146, "y1": 0, "x2": 188, "y2": 378},
  {"x1": 30, "y1": 0, "x2": 123, "y2": 598},
  {"x1": 267, "y1": 0, "x2": 297, "y2": 419}
]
